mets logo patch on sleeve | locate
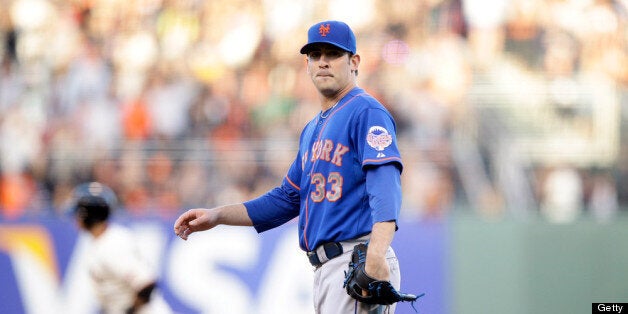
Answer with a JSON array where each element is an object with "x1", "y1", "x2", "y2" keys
[{"x1": 366, "y1": 126, "x2": 393, "y2": 153}]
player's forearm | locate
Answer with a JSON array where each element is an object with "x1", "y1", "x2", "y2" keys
[
  {"x1": 365, "y1": 220, "x2": 396, "y2": 280},
  {"x1": 175, "y1": 203, "x2": 254, "y2": 240},
  {"x1": 214, "y1": 203, "x2": 254, "y2": 226}
]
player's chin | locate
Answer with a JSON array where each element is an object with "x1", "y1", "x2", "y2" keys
[{"x1": 315, "y1": 84, "x2": 338, "y2": 97}]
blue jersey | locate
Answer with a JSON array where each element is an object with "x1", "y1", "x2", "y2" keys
[{"x1": 245, "y1": 87, "x2": 402, "y2": 251}]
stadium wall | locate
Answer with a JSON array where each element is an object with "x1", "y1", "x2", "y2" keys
[{"x1": 1, "y1": 214, "x2": 626, "y2": 314}]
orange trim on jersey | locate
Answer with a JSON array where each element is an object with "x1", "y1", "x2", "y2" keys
[
  {"x1": 285, "y1": 176, "x2": 301, "y2": 190},
  {"x1": 303, "y1": 197, "x2": 311, "y2": 251},
  {"x1": 322, "y1": 93, "x2": 364, "y2": 123},
  {"x1": 362, "y1": 157, "x2": 402, "y2": 164}
]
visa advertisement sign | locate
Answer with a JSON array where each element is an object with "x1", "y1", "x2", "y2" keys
[{"x1": 0, "y1": 218, "x2": 445, "y2": 314}]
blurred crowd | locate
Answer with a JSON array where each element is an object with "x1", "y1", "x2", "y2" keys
[{"x1": 0, "y1": 0, "x2": 626, "y2": 222}]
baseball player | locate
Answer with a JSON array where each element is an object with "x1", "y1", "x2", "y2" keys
[
  {"x1": 174, "y1": 20, "x2": 410, "y2": 313},
  {"x1": 72, "y1": 182, "x2": 171, "y2": 314}
]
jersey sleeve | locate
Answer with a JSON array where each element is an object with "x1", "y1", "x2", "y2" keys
[
  {"x1": 355, "y1": 108, "x2": 403, "y2": 172},
  {"x1": 243, "y1": 157, "x2": 302, "y2": 233},
  {"x1": 366, "y1": 163, "x2": 402, "y2": 224}
]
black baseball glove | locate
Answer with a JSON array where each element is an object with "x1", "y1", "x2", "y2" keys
[{"x1": 343, "y1": 243, "x2": 423, "y2": 306}]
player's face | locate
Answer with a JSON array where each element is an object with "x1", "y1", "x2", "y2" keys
[
  {"x1": 75, "y1": 214, "x2": 87, "y2": 231},
  {"x1": 306, "y1": 44, "x2": 358, "y2": 98}
]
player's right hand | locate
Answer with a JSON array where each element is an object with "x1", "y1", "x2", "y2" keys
[{"x1": 173, "y1": 208, "x2": 216, "y2": 240}]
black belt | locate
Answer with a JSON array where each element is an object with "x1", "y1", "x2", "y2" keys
[{"x1": 307, "y1": 242, "x2": 344, "y2": 267}]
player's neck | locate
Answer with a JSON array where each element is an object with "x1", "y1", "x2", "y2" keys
[
  {"x1": 320, "y1": 100, "x2": 338, "y2": 112},
  {"x1": 319, "y1": 84, "x2": 355, "y2": 111},
  {"x1": 90, "y1": 222, "x2": 108, "y2": 238}
]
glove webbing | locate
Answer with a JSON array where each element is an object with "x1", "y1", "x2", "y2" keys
[{"x1": 405, "y1": 292, "x2": 425, "y2": 313}]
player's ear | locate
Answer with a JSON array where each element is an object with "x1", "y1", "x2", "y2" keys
[{"x1": 350, "y1": 53, "x2": 360, "y2": 75}]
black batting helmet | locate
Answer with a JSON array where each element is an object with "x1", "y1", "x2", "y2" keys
[{"x1": 71, "y1": 182, "x2": 118, "y2": 229}]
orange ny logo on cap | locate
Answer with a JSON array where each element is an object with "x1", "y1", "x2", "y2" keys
[{"x1": 318, "y1": 23, "x2": 330, "y2": 37}]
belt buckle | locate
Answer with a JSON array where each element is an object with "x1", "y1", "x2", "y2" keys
[
  {"x1": 307, "y1": 250, "x2": 322, "y2": 266},
  {"x1": 323, "y1": 242, "x2": 343, "y2": 259}
]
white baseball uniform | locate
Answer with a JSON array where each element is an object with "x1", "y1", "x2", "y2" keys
[{"x1": 84, "y1": 224, "x2": 170, "y2": 314}]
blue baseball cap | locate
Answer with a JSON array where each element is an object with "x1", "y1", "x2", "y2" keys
[{"x1": 300, "y1": 20, "x2": 356, "y2": 55}]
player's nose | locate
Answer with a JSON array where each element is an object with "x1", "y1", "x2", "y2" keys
[{"x1": 318, "y1": 61, "x2": 330, "y2": 68}]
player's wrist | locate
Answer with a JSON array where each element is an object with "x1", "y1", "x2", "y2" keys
[{"x1": 364, "y1": 258, "x2": 389, "y2": 281}]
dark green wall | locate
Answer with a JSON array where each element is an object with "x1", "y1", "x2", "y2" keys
[{"x1": 450, "y1": 214, "x2": 628, "y2": 314}]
